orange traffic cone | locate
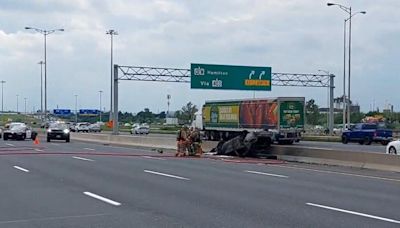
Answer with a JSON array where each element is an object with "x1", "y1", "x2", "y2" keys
[{"x1": 34, "y1": 137, "x2": 40, "y2": 145}]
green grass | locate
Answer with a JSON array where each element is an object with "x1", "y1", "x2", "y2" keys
[{"x1": 0, "y1": 114, "x2": 40, "y2": 127}]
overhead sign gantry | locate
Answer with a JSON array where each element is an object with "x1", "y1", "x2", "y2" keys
[{"x1": 112, "y1": 64, "x2": 334, "y2": 134}]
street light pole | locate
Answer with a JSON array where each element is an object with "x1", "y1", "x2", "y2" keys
[
  {"x1": 24, "y1": 98, "x2": 27, "y2": 114},
  {"x1": 342, "y1": 20, "x2": 347, "y2": 129},
  {"x1": 16, "y1": 94, "x2": 19, "y2": 113},
  {"x1": 0, "y1": 81, "x2": 5, "y2": 113},
  {"x1": 75, "y1": 95, "x2": 78, "y2": 123},
  {"x1": 327, "y1": 3, "x2": 365, "y2": 128},
  {"x1": 106, "y1": 29, "x2": 118, "y2": 122},
  {"x1": 99, "y1": 90, "x2": 103, "y2": 122},
  {"x1": 38, "y1": 61, "x2": 44, "y2": 120},
  {"x1": 25, "y1": 27, "x2": 64, "y2": 121}
]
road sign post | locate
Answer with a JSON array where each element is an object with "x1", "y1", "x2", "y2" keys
[{"x1": 190, "y1": 63, "x2": 272, "y2": 91}]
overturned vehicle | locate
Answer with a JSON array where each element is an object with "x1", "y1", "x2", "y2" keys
[{"x1": 212, "y1": 130, "x2": 273, "y2": 157}]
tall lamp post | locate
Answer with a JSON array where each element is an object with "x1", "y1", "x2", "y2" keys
[
  {"x1": 0, "y1": 80, "x2": 5, "y2": 113},
  {"x1": 106, "y1": 29, "x2": 118, "y2": 123},
  {"x1": 99, "y1": 90, "x2": 103, "y2": 122},
  {"x1": 75, "y1": 95, "x2": 78, "y2": 123},
  {"x1": 25, "y1": 26, "x2": 64, "y2": 121},
  {"x1": 24, "y1": 98, "x2": 27, "y2": 114},
  {"x1": 327, "y1": 3, "x2": 366, "y2": 128},
  {"x1": 16, "y1": 94, "x2": 19, "y2": 113},
  {"x1": 38, "y1": 61, "x2": 44, "y2": 120}
]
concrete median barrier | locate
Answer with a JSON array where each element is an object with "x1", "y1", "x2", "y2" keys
[
  {"x1": 71, "y1": 133, "x2": 400, "y2": 172},
  {"x1": 269, "y1": 145, "x2": 400, "y2": 172}
]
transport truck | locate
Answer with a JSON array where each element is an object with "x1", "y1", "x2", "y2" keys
[{"x1": 201, "y1": 97, "x2": 305, "y2": 144}]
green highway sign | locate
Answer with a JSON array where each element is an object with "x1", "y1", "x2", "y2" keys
[{"x1": 190, "y1": 63, "x2": 272, "y2": 91}]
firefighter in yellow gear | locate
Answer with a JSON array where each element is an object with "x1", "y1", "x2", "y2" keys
[{"x1": 176, "y1": 126, "x2": 189, "y2": 157}]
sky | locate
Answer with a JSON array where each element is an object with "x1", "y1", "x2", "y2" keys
[{"x1": 0, "y1": 0, "x2": 399, "y2": 114}]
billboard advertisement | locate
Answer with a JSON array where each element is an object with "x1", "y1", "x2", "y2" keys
[
  {"x1": 203, "y1": 100, "x2": 278, "y2": 129},
  {"x1": 279, "y1": 101, "x2": 304, "y2": 129}
]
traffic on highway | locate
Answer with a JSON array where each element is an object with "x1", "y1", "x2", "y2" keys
[{"x1": 1, "y1": 1, "x2": 400, "y2": 227}]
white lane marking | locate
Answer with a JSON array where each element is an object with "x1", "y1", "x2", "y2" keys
[
  {"x1": 6, "y1": 143, "x2": 15, "y2": 147},
  {"x1": 35, "y1": 149, "x2": 44, "y2": 152},
  {"x1": 245, "y1": 170, "x2": 288, "y2": 178},
  {"x1": 83, "y1": 148, "x2": 95, "y2": 151},
  {"x1": 274, "y1": 165, "x2": 400, "y2": 183},
  {"x1": 83, "y1": 192, "x2": 121, "y2": 206},
  {"x1": 13, "y1": 166, "x2": 29, "y2": 173},
  {"x1": 142, "y1": 156, "x2": 166, "y2": 161},
  {"x1": 306, "y1": 203, "x2": 400, "y2": 224},
  {"x1": 0, "y1": 213, "x2": 110, "y2": 225},
  {"x1": 144, "y1": 170, "x2": 190, "y2": 180},
  {"x1": 73, "y1": 156, "x2": 94, "y2": 162}
]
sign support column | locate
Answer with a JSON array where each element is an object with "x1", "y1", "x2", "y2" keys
[
  {"x1": 329, "y1": 74, "x2": 335, "y2": 135},
  {"x1": 112, "y1": 64, "x2": 119, "y2": 135}
]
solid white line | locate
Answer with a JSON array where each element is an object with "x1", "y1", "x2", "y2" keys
[
  {"x1": 35, "y1": 149, "x2": 44, "y2": 152},
  {"x1": 306, "y1": 203, "x2": 400, "y2": 224},
  {"x1": 13, "y1": 166, "x2": 29, "y2": 173},
  {"x1": 245, "y1": 170, "x2": 288, "y2": 178},
  {"x1": 144, "y1": 170, "x2": 190, "y2": 180},
  {"x1": 274, "y1": 165, "x2": 400, "y2": 183},
  {"x1": 142, "y1": 156, "x2": 166, "y2": 161},
  {"x1": 6, "y1": 143, "x2": 15, "y2": 147},
  {"x1": 73, "y1": 156, "x2": 94, "y2": 162},
  {"x1": 83, "y1": 148, "x2": 95, "y2": 151},
  {"x1": 83, "y1": 192, "x2": 121, "y2": 206}
]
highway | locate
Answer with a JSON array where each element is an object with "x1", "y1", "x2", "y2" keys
[
  {"x1": 0, "y1": 137, "x2": 399, "y2": 227},
  {"x1": 94, "y1": 131, "x2": 387, "y2": 153}
]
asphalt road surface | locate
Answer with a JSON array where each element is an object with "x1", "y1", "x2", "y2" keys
[
  {"x1": 1, "y1": 137, "x2": 399, "y2": 227},
  {"x1": 90, "y1": 131, "x2": 387, "y2": 153}
]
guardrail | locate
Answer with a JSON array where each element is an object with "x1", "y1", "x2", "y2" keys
[{"x1": 71, "y1": 133, "x2": 400, "y2": 172}]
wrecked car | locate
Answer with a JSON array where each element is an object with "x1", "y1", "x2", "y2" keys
[{"x1": 213, "y1": 130, "x2": 272, "y2": 157}]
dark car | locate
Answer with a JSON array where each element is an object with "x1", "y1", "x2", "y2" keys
[
  {"x1": 341, "y1": 123, "x2": 392, "y2": 145},
  {"x1": 47, "y1": 123, "x2": 70, "y2": 142},
  {"x1": 3, "y1": 122, "x2": 37, "y2": 141}
]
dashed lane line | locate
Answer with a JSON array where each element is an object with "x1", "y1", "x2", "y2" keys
[
  {"x1": 13, "y1": 166, "x2": 29, "y2": 173},
  {"x1": 142, "y1": 156, "x2": 166, "y2": 161},
  {"x1": 144, "y1": 170, "x2": 190, "y2": 180},
  {"x1": 72, "y1": 156, "x2": 95, "y2": 162},
  {"x1": 307, "y1": 203, "x2": 400, "y2": 224},
  {"x1": 83, "y1": 192, "x2": 121, "y2": 206},
  {"x1": 244, "y1": 170, "x2": 289, "y2": 178}
]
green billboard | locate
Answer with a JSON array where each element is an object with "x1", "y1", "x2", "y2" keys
[
  {"x1": 279, "y1": 101, "x2": 304, "y2": 129},
  {"x1": 191, "y1": 63, "x2": 272, "y2": 91}
]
